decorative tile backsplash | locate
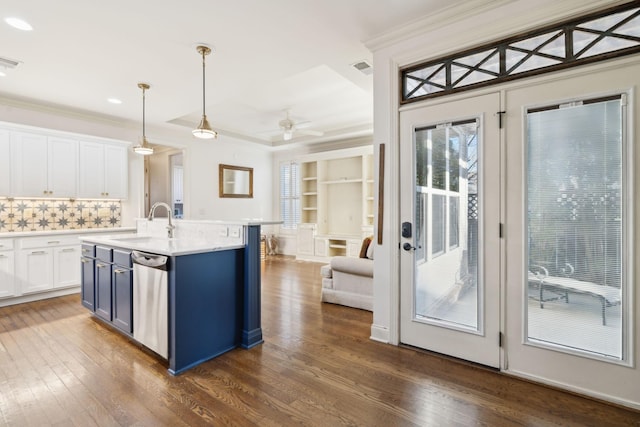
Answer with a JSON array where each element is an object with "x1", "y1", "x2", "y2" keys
[{"x1": 0, "y1": 199, "x2": 122, "y2": 233}]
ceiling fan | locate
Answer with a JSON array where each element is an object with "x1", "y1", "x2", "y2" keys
[{"x1": 277, "y1": 110, "x2": 324, "y2": 141}]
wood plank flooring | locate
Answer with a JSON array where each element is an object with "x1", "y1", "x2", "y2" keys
[{"x1": 0, "y1": 256, "x2": 639, "y2": 426}]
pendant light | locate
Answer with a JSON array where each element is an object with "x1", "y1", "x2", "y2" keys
[
  {"x1": 133, "y1": 83, "x2": 154, "y2": 155},
  {"x1": 192, "y1": 45, "x2": 218, "y2": 139}
]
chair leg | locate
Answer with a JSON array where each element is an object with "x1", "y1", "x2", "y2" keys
[{"x1": 601, "y1": 298, "x2": 606, "y2": 326}]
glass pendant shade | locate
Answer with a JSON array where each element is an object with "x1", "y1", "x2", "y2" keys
[
  {"x1": 192, "y1": 114, "x2": 217, "y2": 139},
  {"x1": 133, "y1": 137, "x2": 154, "y2": 155}
]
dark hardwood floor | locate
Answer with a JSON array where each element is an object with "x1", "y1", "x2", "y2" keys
[{"x1": 0, "y1": 256, "x2": 638, "y2": 426}]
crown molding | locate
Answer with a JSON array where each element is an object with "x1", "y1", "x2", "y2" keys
[{"x1": 364, "y1": 0, "x2": 513, "y2": 52}]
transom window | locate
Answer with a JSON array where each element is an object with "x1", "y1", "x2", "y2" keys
[{"x1": 402, "y1": 3, "x2": 640, "y2": 103}]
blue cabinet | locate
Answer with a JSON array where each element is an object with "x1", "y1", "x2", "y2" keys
[
  {"x1": 95, "y1": 247, "x2": 112, "y2": 321},
  {"x1": 94, "y1": 246, "x2": 133, "y2": 335},
  {"x1": 80, "y1": 244, "x2": 95, "y2": 310},
  {"x1": 112, "y1": 249, "x2": 133, "y2": 334}
]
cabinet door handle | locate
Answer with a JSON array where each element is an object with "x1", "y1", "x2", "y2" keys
[
  {"x1": 48, "y1": 241, "x2": 61, "y2": 244},
  {"x1": 61, "y1": 248, "x2": 76, "y2": 253},
  {"x1": 0, "y1": 254, "x2": 5, "y2": 258},
  {"x1": 31, "y1": 250, "x2": 46, "y2": 255},
  {"x1": 114, "y1": 269, "x2": 126, "y2": 274},
  {"x1": 96, "y1": 263, "x2": 106, "y2": 268},
  {"x1": 81, "y1": 259, "x2": 92, "y2": 264}
]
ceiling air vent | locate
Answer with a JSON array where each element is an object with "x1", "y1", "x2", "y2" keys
[
  {"x1": 352, "y1": 60, "x2": 373, "y2": 75},
  {"x1": 0, "y1": 56, "x2": 20, "y2": 69}
]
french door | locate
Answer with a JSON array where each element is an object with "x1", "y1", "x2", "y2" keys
[
  {"x1": 399, "y1": 92, "x2": 501, "y2": 368},
  {"x1": 399, "y1": 64, "x2": 637, "y2": 406},
  {"x1": 503, "y1": 68, "x2": 634, "y2": 404}
]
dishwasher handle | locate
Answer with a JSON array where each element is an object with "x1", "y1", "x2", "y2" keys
[{"x1": 131, "y1": 251, "x2": 168, "y2": 271}]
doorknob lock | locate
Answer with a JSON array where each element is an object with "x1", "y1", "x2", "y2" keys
[{"x1": 403, "y1": 242, "x2": 416, "y2": 251}]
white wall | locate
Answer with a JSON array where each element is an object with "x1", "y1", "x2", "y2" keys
[{"x1": 184, "y1": 134, "x2": 273, "y2": 222}]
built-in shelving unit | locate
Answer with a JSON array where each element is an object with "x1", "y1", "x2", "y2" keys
[{"x1": 296, "y1": 146, "x2": 374, "y2": 261}]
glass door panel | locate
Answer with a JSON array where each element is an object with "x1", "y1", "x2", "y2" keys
[
  {"x1": 526, "y1": 97, "x2": 624, "y2": 359},
  {"x1": 414, "y1": 121, "x2": 479, "y2": 329}
]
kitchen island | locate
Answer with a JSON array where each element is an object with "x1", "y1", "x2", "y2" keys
[{"x1": 79, "y1": 220, "x2": 278, "y2": 374}]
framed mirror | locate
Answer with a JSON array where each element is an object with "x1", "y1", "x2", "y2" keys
[{"x1": 219, "y1": 164, "x2": 253, "y2": 198}]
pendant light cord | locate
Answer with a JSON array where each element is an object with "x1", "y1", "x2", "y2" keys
[
  {"x1": 201, "y1": 50, "x2": 206, "y2": 116},
  {"x1": 142, "y1": 86, "x2": 146, "y2": 140}
]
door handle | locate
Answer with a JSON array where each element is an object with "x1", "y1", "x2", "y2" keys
[{"x1": 403, "y1": 242, "x2": 416, "y2": 251}]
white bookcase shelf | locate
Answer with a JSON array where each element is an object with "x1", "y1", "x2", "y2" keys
[{"x1": 296, "y1": 146, "x2": 374, "y2": 261}]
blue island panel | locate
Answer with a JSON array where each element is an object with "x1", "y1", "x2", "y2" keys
[{"x1": 168, "y1": 248, "x2": 244, "y2": 375}]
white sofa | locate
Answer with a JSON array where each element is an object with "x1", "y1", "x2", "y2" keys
[{"x1": 320, "y1": 239, "x2": 374, "y2": 311}]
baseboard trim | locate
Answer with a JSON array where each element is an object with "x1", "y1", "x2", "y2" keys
[
  {"x1": 0, "y1": 286, "x2": 80, "y2": 308},
  {"x1": 370, "y1": 323, "x2": 389, "y2": 343}
]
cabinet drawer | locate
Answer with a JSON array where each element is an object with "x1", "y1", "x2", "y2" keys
[
  {"x1": 113, "y1": 249, "x2": 132, "y2": 268},
  {"x1": 81, "y1": 244, "x2": 96, "y2": 258},
  {"x1": 21, "y1": 235, "x2": 79, "y2": 249},
  {"x1": 0, "y1": 239, "x2": 14, "y2": 251},
  {"x1": 96, "y1": 246, "x2": 113, "y2": 262}
]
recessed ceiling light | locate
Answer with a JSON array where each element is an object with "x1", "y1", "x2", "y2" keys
[
  {"x1": 0, "y1": 71, "x2": 6, "y2": 77},
  {"x1": 5, "y1": 17, "x2": 33, "y2": 31},
  {"x1": 107, "y1": 98, "x2": 122, "y2": 104}
]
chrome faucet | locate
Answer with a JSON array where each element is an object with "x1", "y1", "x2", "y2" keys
[{"x1": 148, "y1": 202, "x2": 175, "y2": 238}]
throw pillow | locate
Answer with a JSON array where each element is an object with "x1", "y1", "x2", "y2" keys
[{"x1": 359, "y1": 236, "x2": 372, "y2": 258}]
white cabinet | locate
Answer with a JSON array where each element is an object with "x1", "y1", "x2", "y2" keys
[
  {"x1": 78, "y1": 141, "x2": 128, "y2": 199},
  {"x1": 48, "y1": 137, "x2": 79, "y2": 197},
  {"x1": 16, "y1": 235, "x2": 80, "y2": 295},
  {"x1": 53, "y1": 245, "x2": 81, "y2": 288},
  {"x1": 314, "y1": 238, "x2": 327, "y2": 257},
  {"x1": 11, "y1": 132, "x2": 78, "y2": 197},
  {"x1": 104, "y1": 144, "x2": 128, "y2": 199},
  {"x1": 0, "y1": 130, "x2": 11, "y2": 197},
  {"x1": 17, "y1": 248, "x2": 53, "y2": 294},
  {"x1": 297, "y1": 224, "x2": 316, "y2": 256},
  {"x1": 0, "y1": 239, "x2": 15, "y2": 298},
  {"x1": 11, "y1": 131, "x2": 48, "y2": 196}
]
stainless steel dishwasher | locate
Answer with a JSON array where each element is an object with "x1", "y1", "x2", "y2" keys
[{"x1": 132, "y1": 251, "x2": 169, "y2": 359}]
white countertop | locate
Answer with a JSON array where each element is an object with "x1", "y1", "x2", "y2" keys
[
  {"x1": 0, "y1": 227, "x2": 136, "y2": 239},
  {"x1": 79, "y1": 233, "x2": 244, "y2": 256}
]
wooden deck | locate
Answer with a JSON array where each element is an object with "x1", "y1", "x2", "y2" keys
[{"x1": 0, "y1": 255, "x2": 638, "y2": 426}]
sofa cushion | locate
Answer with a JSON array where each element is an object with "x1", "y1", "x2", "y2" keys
[
  {"x1": 330, "y1": 256, "x2": 373, "y2": 277},
  {"x1": 320, "y1": 264, "x2": 332, "y2": 278}
]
